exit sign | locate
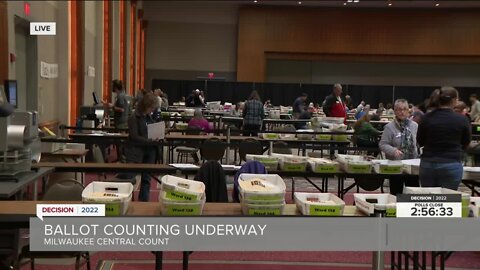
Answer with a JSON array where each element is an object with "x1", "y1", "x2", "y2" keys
[{"x1": 30, "y1": 22, "x2": 56, "y2": 35}]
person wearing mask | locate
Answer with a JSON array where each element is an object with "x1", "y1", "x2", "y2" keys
[
  {"x1": 188, "y1": 109, "x2": 212, "y2": 133},
  {"x1": 354, "y1": 114, "x2": 380, "y2": 157},
  {"x1": 379, "y1": 99, "x2": 419, "y2": 195},
  {"x1": 293, "y1": 93, "x2": 308, "y2": 119},
  {"x1": 469, "y1": 94, "x2": 480, "y2": 122},
  {"x1": 103, "y1": 80, "x2": 129, "y2": 129},
  {"x1": 417, "y1": 87, "x2": 471, "y2": 190},
  {"x1": 323, "y1": 84, "x2": 347, "y2": 119},
  {"x1": 125, "y1": 93, "x2": 160, "y2": 201},
  {"x1": 243, "y1": 90, "x2": 265, "y2": 136}
]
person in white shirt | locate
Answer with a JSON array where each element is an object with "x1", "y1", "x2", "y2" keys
[{"x1": 469, "y1": 94, "x2": 480, "y2": 122}]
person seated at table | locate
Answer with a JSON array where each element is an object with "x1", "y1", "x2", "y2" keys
[
  {"x1": 264, "y1": 100, "x2": 273, "y2": 109},
  {"x1": 188, "y1": 109, "x2": 212, "y2": 133},
  {"x1": 355, "y1": 104, "x2": 370, "y2": 120},
  {"x1": 231, "y1": 102, "x2": 243, "y2": 117},
  {"x1": 293, "y1": 93, "x2": 308, "y2": 119},
  {"x1": 376, "y1": 102, "x2": 386, "y2": 115},
  {"x1": 385, "y1": 103, "x2": 394, "y2": 115},
  {"x1": 353, "y1": 114, "x2": 380, "y2": 157},
  {"x1": 454, "y1": 100, "x2": 470, "y2": 120},
  {"x1": 125, "y1": 93, "x2": 160, "y2": 202},
  {"x1": 295, "y1": 106, "x2": 314, "y2": 129}
]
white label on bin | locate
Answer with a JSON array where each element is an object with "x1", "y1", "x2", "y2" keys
[{"x1": 36, "y1": 204, "x2": 105, "y2": 220}]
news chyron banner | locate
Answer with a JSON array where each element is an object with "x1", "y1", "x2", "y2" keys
[{"x1": 30, "y1": 216, "x2": 480, "y2": 252}]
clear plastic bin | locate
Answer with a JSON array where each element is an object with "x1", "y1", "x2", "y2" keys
[
  {"x1": 294, "y1": 192, "x2": 345, "y2": 216},
  {"x1": 82, "y1": 181, "x2": 133, "y2": 216}
]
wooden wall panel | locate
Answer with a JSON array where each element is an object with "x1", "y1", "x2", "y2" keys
[
  {"x1": 119, "y1": 0, "x2": 126, "y2": 83},
  {"x1": 129, "y1": 1, "x2": 136, "y2": 95},
  {"x1": 0, "y1": 1, "x2": 8, "y2": 83},
  {"x1": 69, "y1": 0, "x2": 84, "y2": 125},
  {"x1": 237, "y1": 7, "x2": 480, "y2": 82},
  {"x1": 103, "y1": 0, "x2": 112, "y2": 101}
]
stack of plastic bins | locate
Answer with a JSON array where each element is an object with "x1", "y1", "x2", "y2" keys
[
  {"x1": 238, "y1": 173, "x2": 286, "y2": 216},
  {"x1": 159, "y1": 175, "x2": 206, "y2": 216}
]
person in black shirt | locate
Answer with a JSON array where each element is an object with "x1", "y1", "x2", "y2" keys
[
  {"x1": 292, "y1": 93, "x2": 308, "y2": 119},
  {"x1": 295, "y1": 106, "x2": 314, "y2": 129},
  {"x1": 186, "y1": 89, "x2": 205, "y2": 107},
  {"x1": 417, "y1": 87, "x2": 471, "y2": 190}
]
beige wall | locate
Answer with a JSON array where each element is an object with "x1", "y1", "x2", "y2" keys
[
  {"x1": 83, "y1": 0, "x2": 97, "y2": 106},
  {"x1": 7, "y1": 0, "x2": 64, "y2": 123},
  {"x1": 143, "y1": 1, "x2": 238, "y2": 89},
  {"x1": 6, "y1": 0, "x2": 139, "y2": 125}
]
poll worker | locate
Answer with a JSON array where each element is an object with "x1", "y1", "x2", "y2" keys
[
  {"x1": 103, "y1": 79, "x2": 129, "y2": 129},
  {"x1": 323, "y1": 83, "x2": 347, "y2": 120},
  {"x1": 469, "y1": 94, "x2": 480, "y2": 122},
  {"x1": 292, "y1": 93, "x2": 308, "y2": 119},
  {"x1": 417, "y1": 87, "x2": 471, "y2": 190},
  {"x1": 379, "y1": 99, "x2": 419, "y2": 195},
  {"x1": 125, "y1": 93, "x2": 159, "y2": 201},
  {"x1": 242, "y1": 90, "x2": 264, "y2": 136}
]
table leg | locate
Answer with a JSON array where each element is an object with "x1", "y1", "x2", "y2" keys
[
  {"x1": 431, "y1": 252, "x2": 436, "y2": 270},
  {"x1": 439, "y1": 252, "x2": 445, "y2": 270},
  {"x1": 422, "y1": 252, "x2": 426, "y2": 270},
  {"x1": 372, "y1": 247, "x2": 384, "y2": 269},
  {"x1": 398, "y1": 251, "x2": 402, "y2": 270},
  {"x1": 291, "y1": 178, "x2": 295, "y2": 200},
  {"x1": 268, "y1": 141, "x2": 273, "y2": 155},
  {"x1": 413, "y1": 251, "x2": 419, "y2": 270},
  {"x1": 154, "y1": 251, "x2": 163, "y2": 270},
  {"x1": 338, "y1": 177, "x2": 342, "y2": 198},
  {"x1": 33, "y1": 179, "x2": 38, "y2": 201},
  {"x1": 405, "y1": 252, "x2": 409, "y2": 270}
]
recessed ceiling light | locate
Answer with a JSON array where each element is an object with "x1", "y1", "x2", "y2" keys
[
  {"x1": 353, "y1": 0, "x2": 360, "y2": 2},
  {"x1": 435, "y1": 3, "x2": 440, "y2": 6},
  {"x1": 388, "y1": 3, "x2": 392, "y2": 6},
  {"x1": 253, "y1": 0, "x2": 257, "y2": 3},
  {"x1": 347, "y1": 0, "x2": 353, "y2": 2},
  {"x1": 343, "y1": 2, "x2": 347, "y2": 5},
  {"x1": 298, "y1": 1, "x2": 302, "y2": 4}
]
